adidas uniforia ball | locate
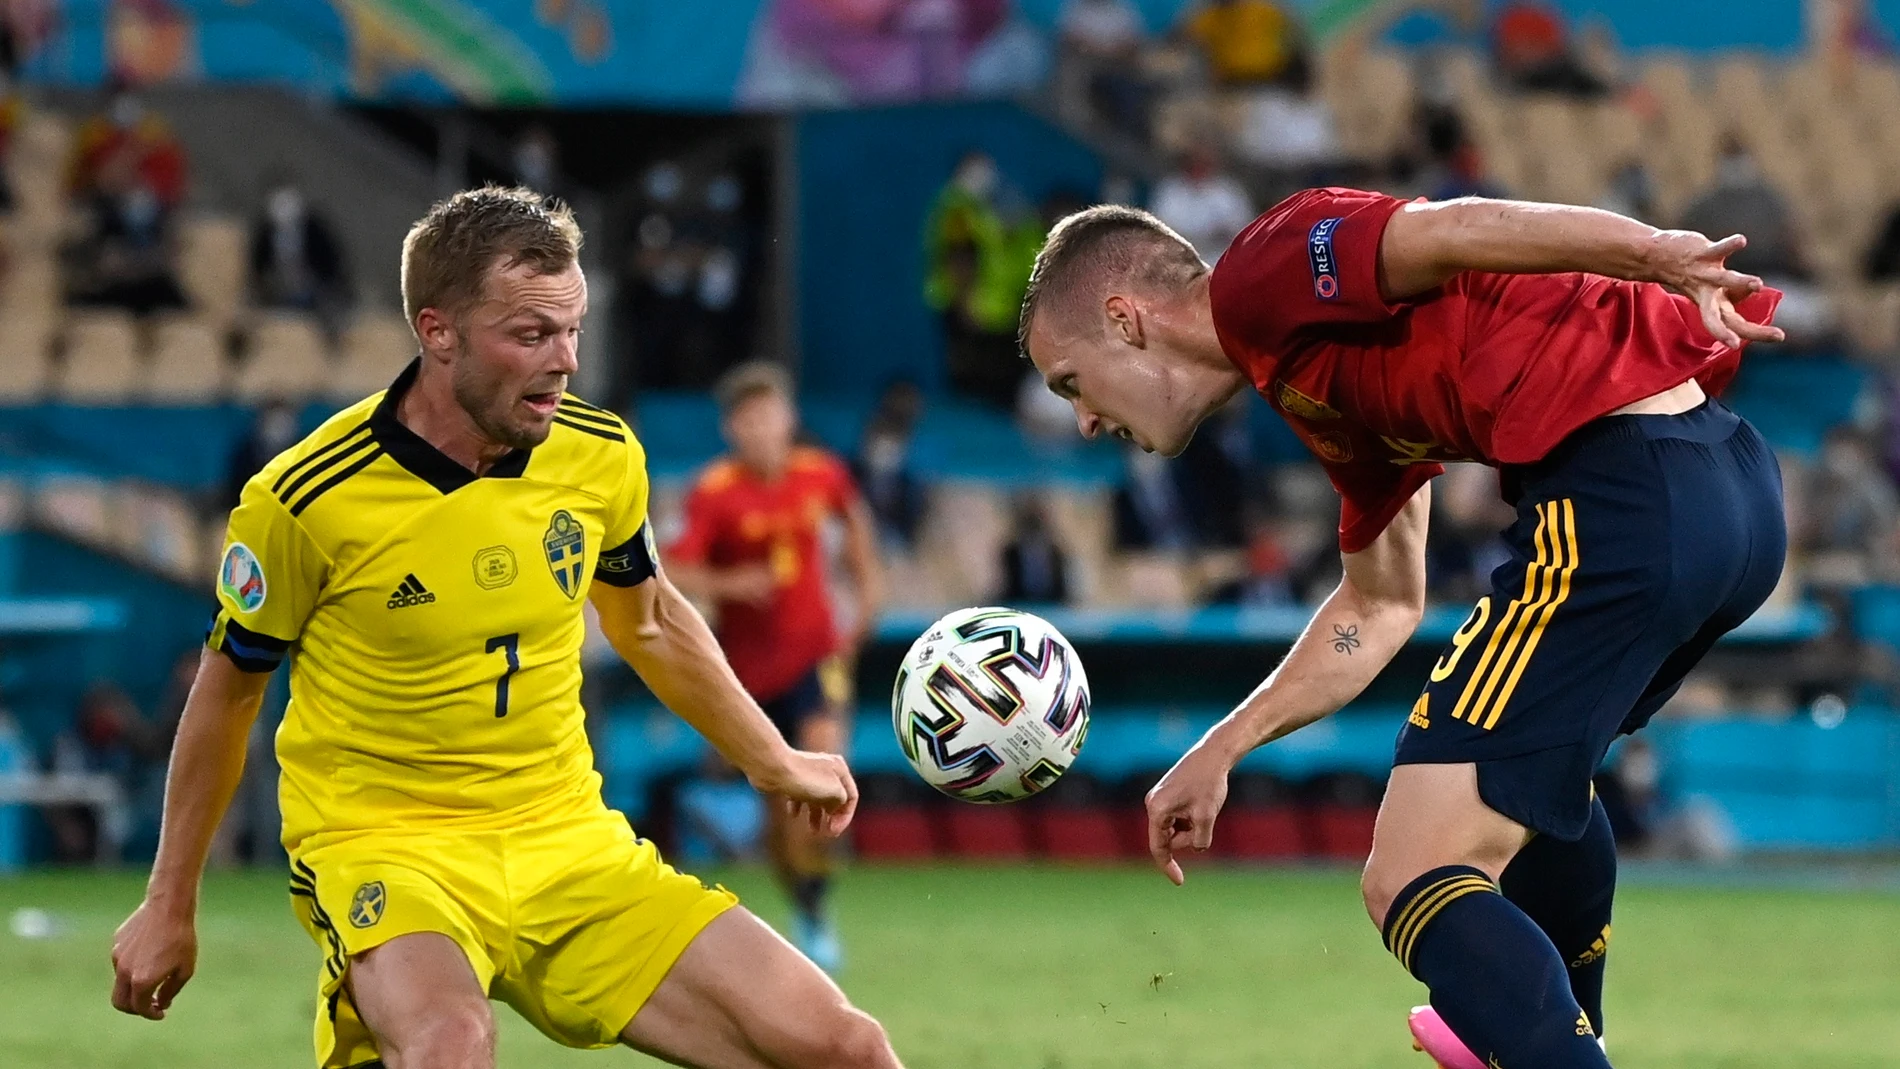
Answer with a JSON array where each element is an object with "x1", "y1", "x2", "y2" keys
[{"x1": 892, "y1": 607, "x2": 1090, "y2": 804}]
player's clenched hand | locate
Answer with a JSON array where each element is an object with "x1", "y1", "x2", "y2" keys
[
  {"x1": 1145, "y1": 746, "x2": 1232, "y2": 886},
  {"x1": 110, "y1": 899, "x2": 198, "y2": 1021},
  {"x1": 750, "y1": 749, "x2": 859, "y2": 836},
  {"x1": 1643, "y1": 230, "x2": 1787, "y2": 349}
]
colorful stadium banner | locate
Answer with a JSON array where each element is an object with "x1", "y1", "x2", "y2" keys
[{"x1": 18, "y1": 0, "x2": 1881, "y2": 106}]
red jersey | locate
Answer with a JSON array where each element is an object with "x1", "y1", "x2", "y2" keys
[
  {"x1": 669, "y1": 446, "x2": 860, "y2": 702},
  {"x1": 1210, "y1": 187, "x2": 1782, "y2": 552}
]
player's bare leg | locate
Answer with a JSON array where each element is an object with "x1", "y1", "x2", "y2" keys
[
  {"x1": 621, "y1": 908, "x2": 900, "y2": 1069},
  {"x1": 1364, "y1": 763, "x2": 1611, "y2": 1067},
  {"x1": 766, "y1": 708, "x2": 846, "y2": 971},
  {"x1": 348, "y1": 932, "x2": 497, "y2": 1069}
]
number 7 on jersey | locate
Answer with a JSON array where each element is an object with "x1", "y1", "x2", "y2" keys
[{"x1": 486, "y1": 633, "x2": 521, "y2": 717}]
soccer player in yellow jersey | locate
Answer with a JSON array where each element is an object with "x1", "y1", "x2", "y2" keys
[{"x1": 107, "y1": 187, "x2": 905, "y2": 1069}]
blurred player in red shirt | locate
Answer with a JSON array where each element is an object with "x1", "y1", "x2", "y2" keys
[
  {"x1": 668, "y1": 361, "x2": 882, "y2": 972},
  {"x1": 1021, "y1": 190, "x2": 1786, "y2": 1069}
]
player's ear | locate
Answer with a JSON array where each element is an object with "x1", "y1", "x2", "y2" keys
[
  {"x1": 414, "y1": 306, "x2": 458, "y2": 357},
  {"x1": 1104, "y1": 294, "x2": 1144, "y2": 348}
]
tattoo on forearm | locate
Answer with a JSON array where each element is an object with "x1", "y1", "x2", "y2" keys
[{"x1": 1332, "y1": 624, "x2": 1361, "y2": 655}]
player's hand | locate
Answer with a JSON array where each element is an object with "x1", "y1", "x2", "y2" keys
[
  {"x1": 110, "y1": 898, "x2": 198, "y2": 1021},
  {"x1": 1145, "y1": 744, "x2": 1232, "y2": 886},
  {"x1": 718, "y1": 565, "x2": 778, "y2": 608},
  {"x1": 750, "y1": 748, "x2": 859, "y2": 836},
  {"x1": 1644, "y1": 230, "x2": 1787, "y2": 349}
]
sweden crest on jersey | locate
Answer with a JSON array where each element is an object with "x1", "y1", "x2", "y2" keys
[{"x1": 544, "y1": 509, "x2": 586, "y2": 598}]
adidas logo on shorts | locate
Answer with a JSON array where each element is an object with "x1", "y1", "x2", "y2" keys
[{"x1": 386, "y1": 574, "x2": 437, "y2": 609}]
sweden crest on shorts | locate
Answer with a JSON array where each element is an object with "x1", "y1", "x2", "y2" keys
[
  {"x1": 544, "y1": 509, "x2": 585, "y2": 598},
  {"x1": 348, "y1": 881, "x2": 386, "y2": 928}
]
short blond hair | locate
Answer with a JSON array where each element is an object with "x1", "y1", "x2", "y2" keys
[
  {"x1": 714, "y1": 360, "x2": 794, "y2": 416},
  {"x1": 1018, "y1": 205, "x2": 1205, "y2": 351},
  {"x1": 400, "y1": 186, "x2": 583, "y2": 328}
]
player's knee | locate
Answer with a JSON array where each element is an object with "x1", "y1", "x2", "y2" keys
[
  {"x1": 1361, "y1": 863, "x2": 1404, "y2": 929},
  {"x1": 389, "y1": 1000, "x2": 495, "y2": 1069},
  {"x1": 777, "y1": 1005, "x2": 892, "y2": 1069}
]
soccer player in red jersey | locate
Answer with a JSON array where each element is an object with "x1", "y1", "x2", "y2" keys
[
  {"x1": 1020, "y1": 190, "x2": 1788, "y2": 1068},
  {"x1": 668, "y1": 361, "x2": 882, "y2": 972}
]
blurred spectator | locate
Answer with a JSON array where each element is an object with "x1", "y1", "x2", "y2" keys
[
  {"x1": 511, "y1": 124, "x2": 563, "y2": 197},
  {"x1": 1229, "y1": 77, "x2": 1343, "y2": 177},
  {"x1": 1114, "y1": 446, "x2": 1193, "y2": 551},
  {"x1": 1150, "y1": 142, "x2": 1255, "y2": 259},
  {"x1": 853, "y1": 380, "x2": 928, "y2": 551},
  {"x1": 1402, "y1": 103, "x2": 1509, "y2": 201},
  {"x1": 999, "y1": 497, "x2": 1072, "y2": 604},
  {"x1": 248, "y1": 177, "x2": 349, "y2": 331},
  {"x1": 1596, "y1": 160, "x2": 1657, "y2": 223},
  {"x1": 65, "y1": 167, "x2": 187, "y2": 316},
  {"x1": 1172, "y1": 392, "x2": 1251, "y2": 547},
  {"x1": 1181, "y1": 0, "x2": 1308, "y2": 89},
  {"x1": 1425, "y1": 464, "x2": 1515, "y2": 602},
  {"x1": 1593, "y1": 736, "x2": 1659, "y2": 847},
  {"x1": 617, "y1": 160, "x2": 758, "y2": 394},
  {"x1": 1491, "y1": 0, "x2": 1609, "y2": 97},
  {"x1": 1058, "y1": 0, "x2": 1151, "y2": 138},
  {"x1": 67, "y1": 91, "x2": 187, "y2": 208},
  {"x1": 0, "y1": 74, "x2": 23, "y2": 215},
  {"x1": 1678, "y1": 140, "x2": 1836, "y2": 344},
  {"x1": 1207, "y1": 511, "x2": 1296, "y2": 606},
  {"x1": 924, "y1": 151, "x2": 1039, "y2": 408},
  {"x1": 1862, "y1": 201, "x2": 1900, "y2": 281},
  {"x1": 46, "y1": 683, "x2": 159, "y2": 862},
  {"x1": 224, "y1": 399, "x2": 303, "y2": 509},
  {"x1": 1800, "y1": 427, "x2": 1900, "y2": 580}
]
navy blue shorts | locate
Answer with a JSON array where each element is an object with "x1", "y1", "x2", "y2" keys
[
  {"x1": 1394, "y1": 400, "x2": 1786, "y2": 840},
  {"x1": 758, "y1": 662, "x2": 839, "y2": 741}
]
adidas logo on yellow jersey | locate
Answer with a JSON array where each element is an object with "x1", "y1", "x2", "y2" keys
[{"x1": 386, "y1": 574, "x2": 437, "y2": 610}]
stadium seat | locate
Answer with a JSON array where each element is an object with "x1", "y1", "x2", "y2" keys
[
  {"x1": 58, "y1": 311, "x2": 142, "y2": 404},
  {"x1": 1032, "y1": 806, "x2": 1124, "y2": 861},
  {"x1": 146, "y1": 316, "x2": 228, "y2": 403},
  {"x1": 851, "y1": 806, "x2": 938, "y2": 860},
  {"x1": 2, "y1": 252, "x2": 61, "y2": 316},
  {"x1": 178, "y1": 216, "x2": 250, "y2": 329},
  {"x1": 335, "y1": 312, "x2": 416, "y2": 403},
  {"x1": 234, "y1": 313, "x2": 330, "y2": 402},
  {"x1": 0, "y1": 318, "x2": 53, "y2": 402},
  {"x1": 940, "y1": 805, "x2": 1031, "y2": 859}
]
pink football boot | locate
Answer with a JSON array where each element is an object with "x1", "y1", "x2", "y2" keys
[{"x1": 1408, "y1": 1006, "x2": 1485, "y2": 1069}]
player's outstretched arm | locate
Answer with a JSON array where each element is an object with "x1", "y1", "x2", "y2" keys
[
  {"x1": 111, "y1": 649, "x2": 271, "y2": 1020},
  {"x1": 1377, "y1": 197, "x2": 1787, "y2": 349},
  {"x1": 592, "y1": 575, "x2": 858, "y2": 835},
  {"x1": 1144, "y1": 485, "x2": 1430, "y2": 884}
]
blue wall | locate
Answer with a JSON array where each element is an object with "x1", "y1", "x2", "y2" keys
[{"x1": 795, "y1": 102, "x2": 1103, "y2": 396}]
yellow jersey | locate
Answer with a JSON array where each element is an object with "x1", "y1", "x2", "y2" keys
[{"x1": 208, "y1": 360, "x2": 658, "y2": 851}]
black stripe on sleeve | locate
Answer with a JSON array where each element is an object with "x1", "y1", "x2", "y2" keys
[
  {"x1": 209, "y1": 613, "x2": 290, "y2": 673},
  {"x1": 271, "y1": 423, "x2": 372, "y2": 496},
  {"x1": 595, "y1": 523, "x2": 658, "y2": 587},
  {"x1": 552, "y1": 416, "x2": 626, "y2": 442},
  {"x1": 289, "y1": 447, "x2": 386, "y2": 516}
]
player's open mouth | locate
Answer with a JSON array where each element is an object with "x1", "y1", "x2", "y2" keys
[{"x1": 523, "y1": 392, "x2": 561, "y2": 415}]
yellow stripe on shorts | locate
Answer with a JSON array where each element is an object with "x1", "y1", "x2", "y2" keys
[{"x1": 1449, "y1": 499, "x2": 1579, "y2": 730}]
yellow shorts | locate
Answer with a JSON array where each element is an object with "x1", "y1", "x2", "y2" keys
[{"x1": 287, "y1": 805, "x2": 737, "y2": 1069}]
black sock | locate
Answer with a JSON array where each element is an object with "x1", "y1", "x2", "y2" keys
[
  {"x1": 1384, "y1": 865, "x2": 1610, "y2": 1068},
  {"x1": 792, "y1": 874, "x2": 829, "y2": 922},
  {"x1": 1501, "y1": 796, "x2": 1617, "y2": 1039}
]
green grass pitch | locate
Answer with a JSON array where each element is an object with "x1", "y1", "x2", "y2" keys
[{"x1": 2, "y1": 863, "x2": 1896, "y2": 1068}]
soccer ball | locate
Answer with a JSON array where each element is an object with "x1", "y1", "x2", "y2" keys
[{"x1": 891, "y1": 607, "x2": 1090, "y2": 803}]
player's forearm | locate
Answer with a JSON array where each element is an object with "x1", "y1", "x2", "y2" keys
[
  {"x1": 1202, "y1": 581, "x2": 1420, "y2": 766},
  {"x1": 613, "y1": 581, "x2": 790, "y2": 778},
  {"x1": 145, "y1": 659, "x2": 267, "y2": 912},
  {"x1": 1383, "y1": 198, "x2": 1667, "y2": 298}
]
